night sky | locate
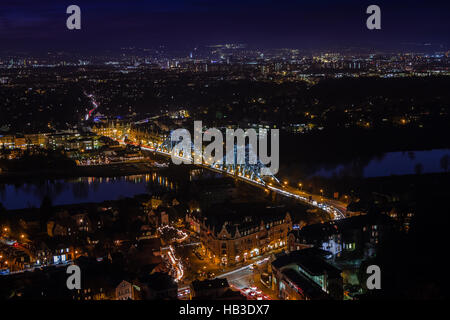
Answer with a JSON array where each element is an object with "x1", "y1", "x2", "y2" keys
[{"x1": 1, "y1": 0, "x2": 449, "y2": 52}]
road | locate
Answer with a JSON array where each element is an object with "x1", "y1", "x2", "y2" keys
[
  {"x1": 217, "y1": 264, "x2": 254, "y2": 289},
  {"x1": 84, "y1": 92, "x2": 99, "y2": 121},
  {"x1": 162, "y1": 245, "x2": 184, "y2": 282},
  {"x1": 177, "y1": 258, "x2": 269, "y2": 300}
]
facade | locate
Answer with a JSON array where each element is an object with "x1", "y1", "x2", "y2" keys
[
  {"x1": 187, "y1": 205, "x2": 292, "y2": 266},
  {"x1": 0, "y1": 132, "x2": 49, "y2": 149},
  {"x1": 35, "y1": 245, "x2": 77, "y2": 267},
  {"x1": 142, "y1": 196, "x2": 163, "y2": 211},
  {"x1": 48, "y1": 132, "x2": 100, "y2": 151},
  {"x1": 0, "y1": 134, "x2": 15, "y2": 149},
  {"x1": 47, "y1": 210, "x2": 93, "y2": 237},
  {"x1": 275, "y1": 268, "x2": 329, "y2": 300},
  {"x1": 116, "y1": 280, "x2": 140, "y2": 300},
  {"x1": 128, "y1": 127, "x2": 165, "y2": 148},
  {"x1": 91, "y1": 121, "x2": 131, "y2": 141},
  {"x1": 73, "y1": 287, "x2": 108, "y2": 301}
]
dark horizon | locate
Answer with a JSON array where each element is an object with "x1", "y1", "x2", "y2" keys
[{"x1": 1, "y1": 0, "x2": 449, "y2": 53}]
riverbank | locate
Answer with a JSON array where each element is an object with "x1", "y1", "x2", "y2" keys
[{"x1": 0, "y1": 161, "x2": 159, "y2": 183}]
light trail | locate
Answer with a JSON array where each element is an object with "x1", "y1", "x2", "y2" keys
[
  {"x1": 84, "y1": 93, "x2": 99, "y2": 120},
  {"x1": 167, "y1": 245, "x2": 184, "y2": 282},
  {"x1": 217, "y1": 264, "x2": 252, "y2": 279},
  {"x1": 158, "y1": 225, "x2": 189, "y2": 243},
  {"x1": 217, "y1": 257, "x2": 269, "y2": 279}
]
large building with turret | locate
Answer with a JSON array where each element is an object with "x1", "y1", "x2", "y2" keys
[{"x1": 186, "y1": 202, "x2": 292, "y2": 266}]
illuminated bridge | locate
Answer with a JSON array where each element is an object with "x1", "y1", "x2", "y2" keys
[{"x1": 110, "y1": 130, "x2": 346, "y2": 220}]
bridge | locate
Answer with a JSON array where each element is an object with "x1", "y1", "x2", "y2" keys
[{"x1": 111, "y1": 129, "x2": 346, "y2": 220}]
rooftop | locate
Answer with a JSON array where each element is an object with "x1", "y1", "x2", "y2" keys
[
  {"x1": 272, "y1": 248, "x2": 341, "y2": 278},
  {"x1": 202, "y1": 202, "x2": 289, "y2": 236},
  {"x1": 281, "y1": 268, "x2": 330, "y2": 300}
]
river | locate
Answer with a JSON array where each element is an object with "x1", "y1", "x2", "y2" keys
[{"x1": 0, "y1": 173, "x2": 178, "y2": 210}]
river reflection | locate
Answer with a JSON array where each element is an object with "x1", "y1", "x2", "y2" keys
[
  {"x1": 0, "y1": 172, "x2": 178, "y2": 210},
  {"x1": 311, "y1": 149, "x2": 450, "y2": 179}
]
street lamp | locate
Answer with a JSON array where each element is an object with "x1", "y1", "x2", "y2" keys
[{"x1": 298, "y1": 183, "x2": 303, "y2": 191}]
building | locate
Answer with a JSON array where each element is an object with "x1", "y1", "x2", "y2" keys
[
  {"x1": 116, "y1": 280, "x2": 142, "y2": 300},
  {"x1": 146, "y1": 208, "x2": 169, "y2": 227},
  {"x1": 287, "y1": 213, "x2": 393, "y2": 259},
  {"x1": 0, "y1": 134, "x2": 15, "y2": 150},
  {"x1": 48, "y1": 131, "x2": 100, "y2": 151},
  {"x1": 271, "y1": 248, "x2": 343, "y2": 300},
  {"x1": 0, "y1": 132, "x2": 49, "y2": 150},
  {"x1": 187, "y1": 203, "x2": 292, "y2": 266},
  {"x1": 142, "y1": 195, "x2": 164, "y2": 212},
  {"x1": 91, "y1": 120, "x2": 131, "y2": 141},
  {"x1": 34, "y1": 243, "x2": 77, "y2": 267},
  {"x1": 46, "y1": 209, "x2": 93, "y2": 236},
  {"x1": 24, "y1": 132, "x2": 49, "y2": 148}
]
